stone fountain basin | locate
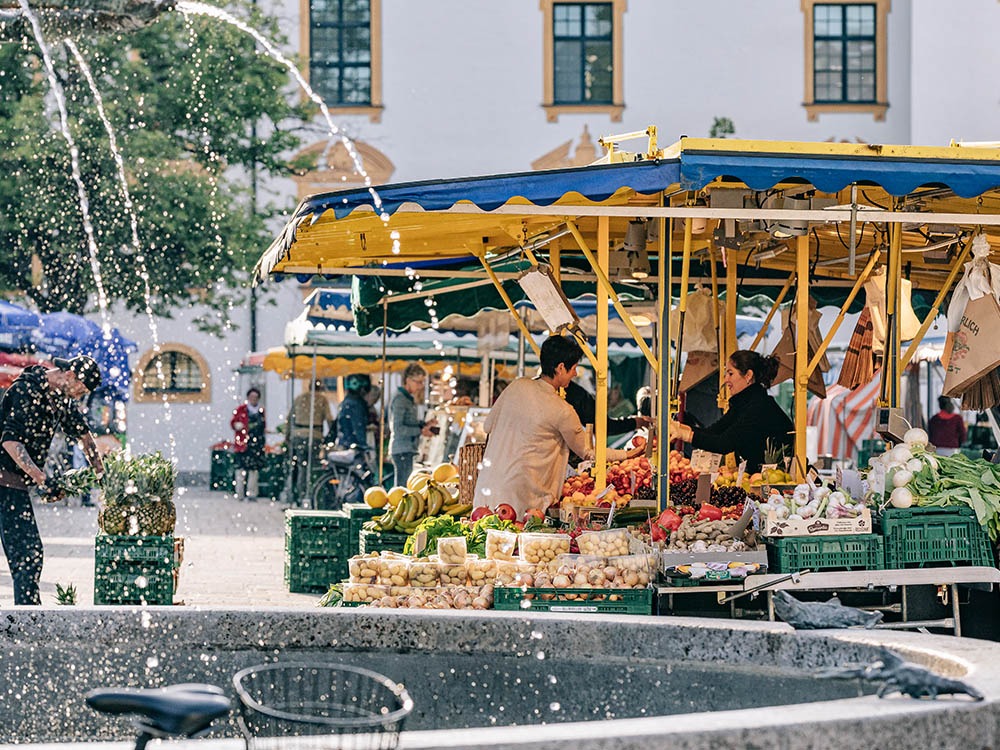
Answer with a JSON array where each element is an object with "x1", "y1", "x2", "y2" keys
[{"x1": 1, "y1": 608, "x2": 998, "y2": 749}]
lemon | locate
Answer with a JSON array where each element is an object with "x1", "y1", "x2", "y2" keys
[
  {"x1": 386, "y1": 486, "x2": 408, "y2": 508},
  {"x1": 364, "y1": 486, "x2": 389, "y2": 509}
]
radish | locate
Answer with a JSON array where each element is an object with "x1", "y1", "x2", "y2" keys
[
  {"x1": 904, "y1": 428, "x2": 929, "y2": 448},
  {"x1": 890, "y1": 487, "x2": 914, "y2": 508},
  {"x1": 892, "y1": 470, "x2": 913, "y2": 488},
  {"x1": 888, "y1": 445, "x2": 913, "y2": 465}
]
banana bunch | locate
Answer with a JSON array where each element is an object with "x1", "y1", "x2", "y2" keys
[{"x1": 369, "y1": 476, "x2": 472, "y2": 534}]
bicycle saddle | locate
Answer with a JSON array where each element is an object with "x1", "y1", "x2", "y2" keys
[
  {"x1": 85, "y1": 683, "x2": 230, "y2": 737},
  {"x1": 326, "y1": 447, "x2": 360, "y2": 466}
]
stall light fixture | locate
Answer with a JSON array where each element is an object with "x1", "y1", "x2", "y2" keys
[
  {"x1": 516, "y1": 264, "x2": 580, "y2": 332},
  {"x1": 769, "y1": 196, "x2": 810, "y2": 238},
  {"x1": 623, "y1": 219, "x2": 651, "y2": 279}
]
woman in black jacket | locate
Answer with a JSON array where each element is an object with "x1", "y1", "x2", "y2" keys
[{"x1": 670, "y1": 350, "x2": 793, "y2": 473}]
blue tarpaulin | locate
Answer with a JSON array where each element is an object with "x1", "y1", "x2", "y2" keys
[
  {"x1": 0, "y1": 301, "x2": 41, "y2": 351},
  {"x1": 31, "y1": 313, "x2": 137, "y2": 400}
]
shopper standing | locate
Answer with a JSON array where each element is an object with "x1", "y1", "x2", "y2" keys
[
  {"x1": 0, "y1": 356, "x2": 105, "y2": 605},
  {"x1": 231, "y1": 387, "x2": 266, "y2": 500},
  {"x1": 388, "y1": 364, "x2": 436, "y2": 485},
  {"x1": 928, "y1": 396, "x2": 967, "y2": 457}
]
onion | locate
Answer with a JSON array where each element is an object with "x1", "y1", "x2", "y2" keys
[
  {"x1": 890, "y1": 487, "x2": 914, "y2": 508},
  {"x1": 892, "y1": 470, "x2": 913, "y2": 488},
  {"x1": 888, "y1": 445, "x2": 913, "y2": 465},
  {"x1": 904, "y1": 428, "x2": 929, "y2": 448}
]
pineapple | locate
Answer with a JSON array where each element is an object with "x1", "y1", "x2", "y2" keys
[{"x1": 98, "y1": 453, "x2": 177, "y2": 536}]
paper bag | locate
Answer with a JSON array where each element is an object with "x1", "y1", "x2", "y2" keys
[
  {"x1": 670, "y1": 289, "x2": 722, "y2": 353},
  {"x1": 680, "y1": 350, "x2": 718, "y2": 392},
  {"x1": 942, "y1": 294, "x2": 1000, "y2": 397},
  {"x1": 770, "y1": 326, "x2": 827, "y2": 398}
]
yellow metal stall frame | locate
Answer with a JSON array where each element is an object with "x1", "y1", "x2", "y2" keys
[{"x1": 256, "y1": 135, "x2": 1000, "y2": 505}]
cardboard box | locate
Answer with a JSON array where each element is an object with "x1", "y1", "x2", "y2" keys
[{"x1": 764, "y1": 507, "x2": 872, "y2": 537}]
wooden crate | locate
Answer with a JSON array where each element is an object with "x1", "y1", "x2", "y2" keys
[{"x1": 457, "y1": 442, "x2": 486, "y2": 505}]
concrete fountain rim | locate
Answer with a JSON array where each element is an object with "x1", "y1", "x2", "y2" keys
[{"x1": 2, "y1": 606, "x2": 999, "y2": 750}]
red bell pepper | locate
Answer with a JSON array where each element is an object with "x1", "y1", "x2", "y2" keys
[
  {"x1": 697, "y1": 503, "x2": 724, "y2": 522},
  {"x1": 650, "y1": 524, "x2": 668, "y2": 543},
  {"x1": 655, "y1": 508, "x2": 682, "y2": 531}
]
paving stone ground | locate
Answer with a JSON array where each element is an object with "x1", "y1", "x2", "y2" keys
[{"x1": 0, "y1": 485, "x2": 318, "y2": 608}]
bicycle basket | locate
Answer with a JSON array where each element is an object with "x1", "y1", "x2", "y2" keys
[{"x1": 233, "y1": 662, "x2": 413, "y2": 750}]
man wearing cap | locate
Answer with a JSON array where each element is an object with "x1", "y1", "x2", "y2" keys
[{"x1": 0, "y1": 355, "x2": 105, "y2": 605}]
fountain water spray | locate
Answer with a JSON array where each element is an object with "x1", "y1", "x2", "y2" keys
[
  {"x1": 65, "y1": 38, "x2": 176, "y2": 458},
  {"x1": 17, "y1": 0, "x2": 112, "y2": 338}
]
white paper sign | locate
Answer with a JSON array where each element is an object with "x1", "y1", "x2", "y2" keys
[{"x1": 690, "y1": 449, "x2": 722, "y2": 473}]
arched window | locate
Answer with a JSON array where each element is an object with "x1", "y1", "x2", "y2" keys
[{"x1": 133, "y1": 343, "x2": 211, "y2": 404}]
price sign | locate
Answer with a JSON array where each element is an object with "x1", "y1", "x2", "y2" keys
[{"x1": 690, "y1": 449, "x2": 722, "y2": 473}]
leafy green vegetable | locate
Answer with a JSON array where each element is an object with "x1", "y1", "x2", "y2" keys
[
  {"x1": 402, "y1": 514, "x2": 466, "y2": 556},
  {"x1": 318, "y1": 583, "x2": 343, "y2": 607},
  {"x1": 907, "y1": 451, "x2": 1000, "y2": 540},
  {"x1": 466, "y1": 515, "x2": 519, "y2": 558}
]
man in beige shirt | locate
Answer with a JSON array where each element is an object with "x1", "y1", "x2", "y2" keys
[
  {"x1": 473, "y1": 335, "x2": 641, "y2": 519},
  {"x1": 287, "y1": 380, "x2": 332, "y2": 502}
]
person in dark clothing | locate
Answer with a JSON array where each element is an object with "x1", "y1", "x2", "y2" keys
[
  {"x1": 0, "y1": 356, "x2": 105, "y2": 605},
  {"x1": 564, "y1": 380, "x2": 653, "y2": 437},
  {"x1": 928, "y1": 395, "x2": 967, "y2": 456},
  {"x1": 669, "y1": 350, "x2": 793, "y2": 473},
  {"x1": 337, "y1": 374, "x2": 373, "y2": 451}
]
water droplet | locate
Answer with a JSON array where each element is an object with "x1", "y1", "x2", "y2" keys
[
  {"x1": 535, "y1": 651, "x2": 545, "y2": 660},
  {"x1": 146, "y1": 656, "x2": 159, "y2": 668},
  {"x1": 549, "y1": 701, "x2": 561, "y2": 711},
  {"x1": 530, "y1": 630, "x2": 543, "y2": 640}
]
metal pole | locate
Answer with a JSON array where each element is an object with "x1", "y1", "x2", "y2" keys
[
  {"x1": 379, "y1": 300, "x2": 388, "y2": 485},
  {"x1": 794, "y1": 234, "x2": 809, "y2": 479},
  {"x1": 595, "y1": 215, "x2": 610, "y2": 493},
  {"x1": 306, "y1": 345, "x2": 317, "y2": 507}
]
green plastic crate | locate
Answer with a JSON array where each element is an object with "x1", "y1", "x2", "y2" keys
[
  {"x1": 285, "y1": 510, "x2": 351, "y2": 557},
  {"x1": 210, "y1": 449, "x2": 234, "y2": 492},
  {"x1": 493, "y1": 587, "x2": 653, "y2": 615},
  {"x1": 879, "y1": 506, "x2": 994, "y2": 569},
  {"x1": 767, "y1": 534, "x2": 884, "y2": 573},
  {"x1": 855, "y1": 449, "x2": 871, "y2": 471},
  {"x1": 359, "y1": 529, "x2": 408, "y2": 555},
  {"x1": 95, "y1": 547, "x2": 173, "y2": 605},
  {"x1": 344, "y1": 503, "x2": 382, "y2": 557},
  {"x1": 284, "y1": 555, "x2": 348, "y2": 594},
  {"x1": 95, "y1": 535, "x2": 174, "y2": 565}
]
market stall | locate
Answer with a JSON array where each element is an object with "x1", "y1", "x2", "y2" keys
[{"x1": 256, "y1": 133, "x2": 1000, "y2": 620}]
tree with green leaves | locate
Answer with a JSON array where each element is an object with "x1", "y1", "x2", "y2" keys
[{"x1": 0, "y1": 3, "x2": 313, "y2": 332}]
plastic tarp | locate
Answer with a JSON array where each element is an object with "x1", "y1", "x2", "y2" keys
[
  {"x1": 31, "y1": 312, "x2": 137, "y2": 400},
  {"x1": 257, "y1": 138, "x2": 1000, "y2": 279},
  {"x1": 0, "y1": 300, "x2": 41, "y2": 350}
]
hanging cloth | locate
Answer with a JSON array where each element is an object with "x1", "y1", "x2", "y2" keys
[
  {"x1": 863, "y1": 268, "x2": 922, "y2": 352},
  {"x1": 769, "y1": 298, "x2": 829, "y2": 398},
  {"x1": 669, "y1": 287, "x2": 722, "y2": 353},
  {"x1": 837, "y1": 307, "x2": 877, "y2": 390}
]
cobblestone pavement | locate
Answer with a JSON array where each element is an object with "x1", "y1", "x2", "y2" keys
[{"x1": 0, "y1": 485, "x2": 319, "y2": 608}]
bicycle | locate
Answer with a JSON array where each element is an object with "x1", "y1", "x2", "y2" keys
[
  {"x1": 86, "y1": 662, "x2": 413, "y2": 750},
  {"x1": 85, "y1": 683, "x2": 231, "y2": 750},
  {"x1": 309, "y1": 446, "x2": 394, "y2": 511}
]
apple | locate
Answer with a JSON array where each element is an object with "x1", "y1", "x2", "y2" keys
[
  {"x1": 513, "y1": 521, "x2": 525, "y2": 531},
  {"x1": 470, "y1": 506, "x2": 495, "y2": 522},
  {"x1": 494, "y1": 503, "x2": 517, "y2": 522}
]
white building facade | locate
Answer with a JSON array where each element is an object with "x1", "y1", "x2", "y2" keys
[{"x1": 123, "y1": 0, "x2": 1000, "y2": 474}]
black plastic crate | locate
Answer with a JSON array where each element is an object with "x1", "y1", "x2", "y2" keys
[{"x1": 878, "y1": 506, "x2": 994, "y2": 569}]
